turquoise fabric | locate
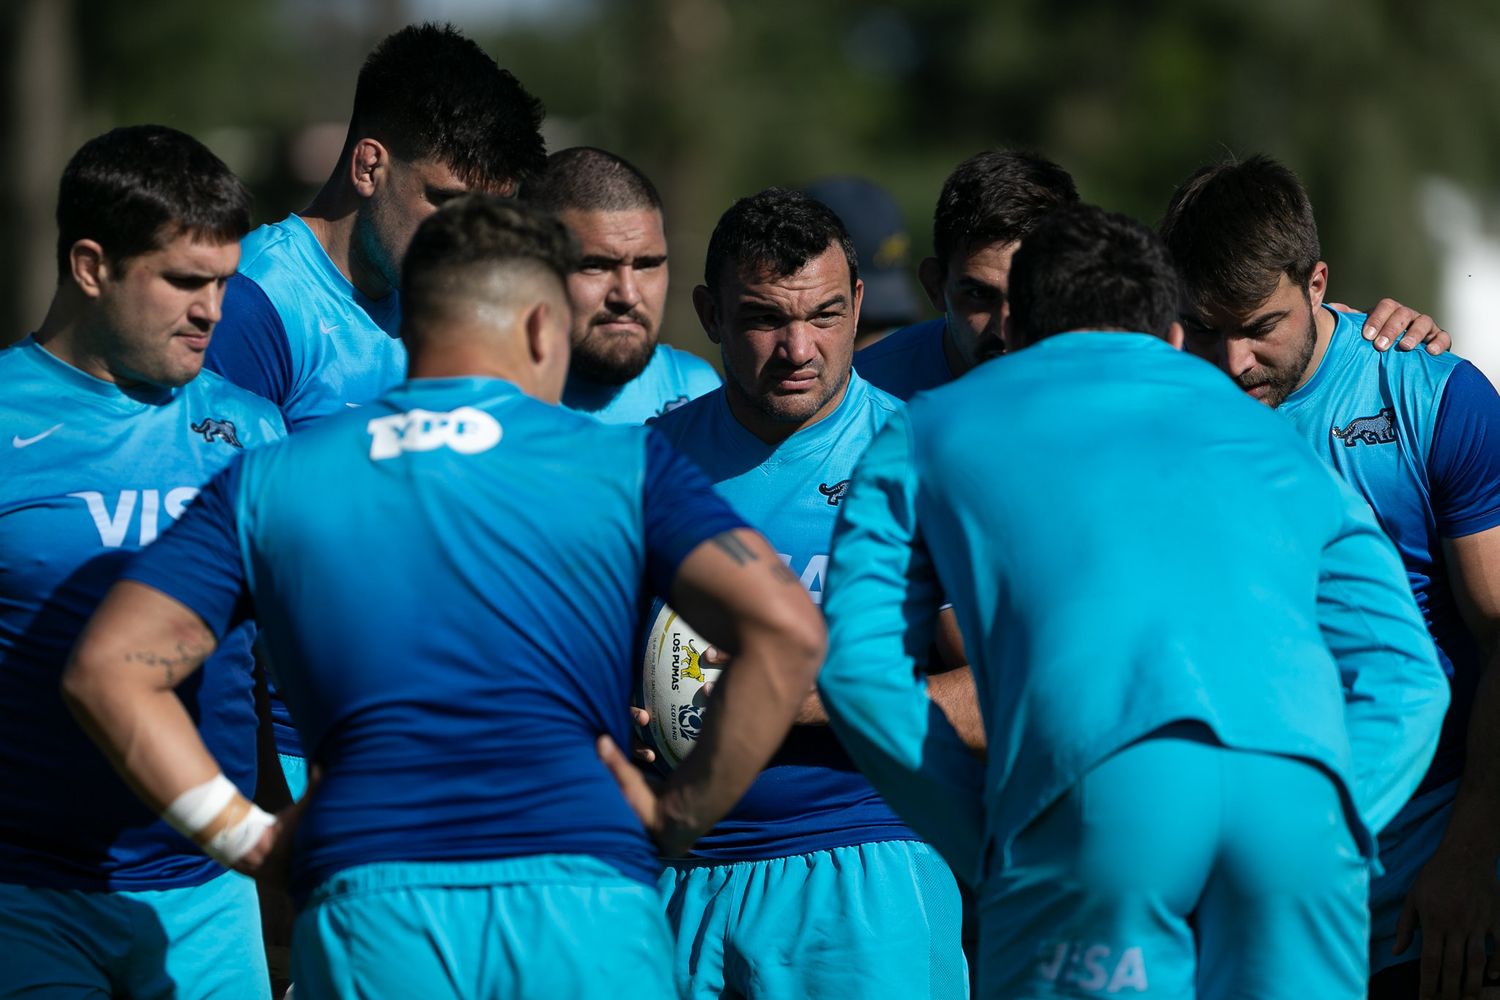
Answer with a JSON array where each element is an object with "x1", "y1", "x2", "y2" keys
[
  {"x1": 660, "y1": 840, "x2": 966, "y2": 999},
  {"x1": 291, "y1": 856, "x2": 675, "y2": 1000},
  {"x1": 0, "y1": 872, "x2": 267, "y2": 999}
]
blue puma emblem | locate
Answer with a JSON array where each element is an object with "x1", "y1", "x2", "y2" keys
[
  {"x1": 1330, "y1": 407, "x2": 1397, "y2": 447},
  {"x1": 191, "y1": 418, "x2": 243, "y2": 448}
]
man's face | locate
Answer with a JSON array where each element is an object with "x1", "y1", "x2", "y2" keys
[
  {"x1": 1183, "y1": 272, "x2": 1321, "y2": 408},
  {"x1": 922, "y1": 240, "x2": 1018, "y2": 371},
  {"x1": 557, "y1": 206, "x2": 669, "y2": 385},
  {"x1": 359, "y1": 156, "x2": 473, "y2": 292},
  {"x1": 91, "y1": 233, "x2": 240, "y2": 388},
  {"x1": 702, "y1": 244, "x2": 862, "y2": 431}
]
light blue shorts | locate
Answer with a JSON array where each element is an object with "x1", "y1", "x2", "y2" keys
[
  {"x1": 661, "y1": 839, "x2": 967, "y2": 999},
  {"x1": 291, "y1": 855, "x2": 674, "y2": 1000},
  {"x1": 0, "y1": 871, "x2": 267, "y2": 999},
  {"x1": 278, "y1": 752, "x2": 309, "y2": 801},
  {"x1": 980, "y1": 730, "x2": 1369, "y2": 999}
]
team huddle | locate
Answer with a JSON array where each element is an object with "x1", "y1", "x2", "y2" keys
[{"x1": 3, "y1": 20, "x2": 1499, "y2": 1000}]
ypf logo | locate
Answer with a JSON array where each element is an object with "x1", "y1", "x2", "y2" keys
[{"x1": 366, "y1": 407, "x2": 502, "y2": 461}]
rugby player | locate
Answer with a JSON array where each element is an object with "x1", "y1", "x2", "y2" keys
[
  {"x1": 856, "y1": 149, "x2": 1450, "y2": 401},
  {"x1": 1160, "y1": 156, "x2": 1500, "y2": 1000},
  {"x1": 523, "y1": 146, "x2": 720, "y2": 422},
  {"x1": 62, "y1": 195, "x2": 826, "y2": 1000},
  {"x1": 203, "y1": 21, "x2": 546, "y2": 803},
  {"x1": 643, "y1": 187, "x2": 971, "y2": 999},
  {"x1": 818, "y1": 202, "x2": 1449, "y2": 998},
  {"x1": 0, "y1": 125, "x2": 284, "y2": 997}
]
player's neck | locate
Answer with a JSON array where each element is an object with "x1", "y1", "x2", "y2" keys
[
  {"x1": 725, "y1": 374, "x2": 850, "y2": 446},
  {"x1": 1295, "y1": 304, "x2": 1339, "y2": 393},
  {"x1": 33, "y1": 297, "x2": 141, "y2": 387},
  {"x1": 300, "y1": 188, "x2": 393, "y2": 302}
]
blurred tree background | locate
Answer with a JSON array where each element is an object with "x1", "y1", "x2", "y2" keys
[{"x1": 6, "y1": 0, "x2": 1499, "y2": 373}]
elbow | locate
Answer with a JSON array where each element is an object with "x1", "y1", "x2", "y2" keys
[
  {"x1": 756, "y1": 589, "x2": 828, "y2": 691},
  {"x1": 59, "y1": 644, "x2": 104, "y2": 724}
]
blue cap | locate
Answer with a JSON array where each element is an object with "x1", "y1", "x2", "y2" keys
[{"x1": 803, "y1": 176, "x2": 922, "y2": 328}]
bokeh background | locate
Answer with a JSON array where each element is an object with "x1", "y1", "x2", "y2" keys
[{"x1": 5, "y1": 0, "x2": 1498, "y2": 379}]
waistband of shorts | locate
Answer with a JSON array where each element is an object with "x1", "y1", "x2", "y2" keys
[
  {"x1": 304, "y1": 854, "x2": 638, "y2": 906},
  {"x1": 667, "y1": 837, "x2": 933, "y2": 872}
]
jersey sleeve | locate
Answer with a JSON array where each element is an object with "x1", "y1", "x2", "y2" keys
[
  {"x1": 641, "y1": 428, "x2": 749, "y2": 596},
  {"x1": 1318, "y1": 475, "x2": 1449, "y2": 837},
  {"x1": 205, "y1": 274, "x2": 295, "y2": 410},
  {"x1": 816, "y1": 409, "x2": 986, "y2": 883},
  {"x1": 122, "y1": 458, "x2": 251, "y2": 639},
  {"x1": 1428, "y1": 360, "x2": 1500, "y2": 538}
]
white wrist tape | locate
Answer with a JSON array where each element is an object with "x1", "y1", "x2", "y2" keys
[{"x1": 162, "y1": 773, "x2": 275, "y2": 867}]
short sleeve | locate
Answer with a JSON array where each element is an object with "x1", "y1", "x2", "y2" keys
[
  {"x1": 122, "y1": 458, "x2": 251, "y2": 638},
  {"x1": 641, "y1": 428, "x2": 749, "y2": 595},
  {"x1": 1428, "y1": 361, "x2": 1500, "y2": 538},
  {"x1": 205, "y1": 274, "x2": 295, "y2": 410}
]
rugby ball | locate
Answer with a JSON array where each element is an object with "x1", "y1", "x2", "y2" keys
[{"x1": 639, "y1": 599, "x2": 720, "y2": 770}]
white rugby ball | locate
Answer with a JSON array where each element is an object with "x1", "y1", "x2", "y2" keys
[{"x1": 639, "y1": 599, "x2": 720, "y2": 770}]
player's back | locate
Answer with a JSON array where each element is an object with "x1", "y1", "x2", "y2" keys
[
  {"x1": 230, "y1": 376, "x2": 663, "y2": 899},
  {"x1": 905, "y1": 332, "x2": 1402, "y2": 855},
  {"x1": 854, "y1": 317, "x2": 951, "y2": 400}
]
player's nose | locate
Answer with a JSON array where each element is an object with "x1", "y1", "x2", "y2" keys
[
  {"x1": 607, "y1": 266, "x2": 642, "y2": 308},
  {"x1": 1223, "y1": 336, "x2": 1256, "y2": 377}
]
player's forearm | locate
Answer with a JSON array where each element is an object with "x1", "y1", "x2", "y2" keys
[
  {"x1": 1438, "y1": 647, "x2": 1500, "y2": 859},
  {"x1": 658, "y1": 615, "x2": 824, "y2": 854}
]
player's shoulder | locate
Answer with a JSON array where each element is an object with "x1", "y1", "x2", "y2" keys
[
  {"x1": 849, "y1": 369, "x2": 904, "y2": 424},
  {"x1": 655, "y1": 343, "x2": 717, "y2": 377},
  {"x1": 235, "y1": 217, "x2": 305, "y2": 276},
  {"x1": 647, "y1": 384, "x2": 724, "y2": 446},
  {"x1": 183, "y1": 369, "x2": 288, "y2": 442}
]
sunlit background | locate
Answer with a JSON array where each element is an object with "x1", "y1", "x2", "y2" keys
[{"x1": 5, "y1": 0, "x2": 1498, "y2": 381}]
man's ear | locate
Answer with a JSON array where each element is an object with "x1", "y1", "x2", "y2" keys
[
  {"x1": 69, "y1": 240, "x2": 108, "y2": 299},
  {"x1": 1306, "y1": 261, "x2": 1330, "y2": 310},
  {"x1": 692, "y1": 285, "x2": 721, "y2": 345},
  {"x1": 524, "y1": 300, "x2": 554, "y2": 365},
  {"x1": 849, "y1": 277, "x2": 865, "y2": 334},
  {"x1": 349, "y1": 138, "x2": 389, "y2": 200},
  {"x1": 917, "y1": 256, "x2": 946, "y2": 314},
  {"x1": 1166, "y1": 320, "x2": 1185, "y2": 352}
]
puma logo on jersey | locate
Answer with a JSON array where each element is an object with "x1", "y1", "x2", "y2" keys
[
  {"x1": 818, "y1": 480, "x2": 851, "y2": 506},
  {"x1": 1330, "y1": 407, "x2": 1397, "y2": 447},
  {"x1": 12, "y1": 423, "x2": 62, "y2": 448},
  {"x1": 70, "y1": 488, "x2": 200, "y2": 547},
  {"x1": 655, "y1": 395, "x2": 691, "y2": 417},
  {"x1": 367, "y1": 407, "x2": 502, "y2": 460},
  {"x1": 192, "y1": 418, "x2": 242, "y2": 448},
  {"x1": 1036, "y1": 941, "x2": 1148, "y2": 993}
]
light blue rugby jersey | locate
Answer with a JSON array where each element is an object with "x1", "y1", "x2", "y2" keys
[
  {"x1": 562, "y1": 343, "x2": 721, "y2": 424},
  {"x1": 126, "y1": 377, "x2": 747, "y2": 903},
  {"x1": 854, "y1": 317, "x2": 954, "y2": 401},
  {"x1": 0, "y1": 339, "x2": 284, "y2": 890},
  {"x1": 205, "y1": 214, "x2": 406, "y2": 759},
  {"x1": 1279, "y1": 306, "x2": 1500, "y2": 801},
  {"x1": 651, "y1": 369, "x2": 918, "y2": 860},
  {"x1": 817, "y1": 333, "x2": 1447, "y2": 883}
]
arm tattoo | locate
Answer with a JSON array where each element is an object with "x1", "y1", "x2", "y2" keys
[
  {"x1": 124, "y1": 640, "x2": 210, "y2": 687},
  {"x1": 711, "y1": 532, "x2": 758, "y2": 566}
]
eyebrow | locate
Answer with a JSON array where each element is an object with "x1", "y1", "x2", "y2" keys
[
  {"x1": 1241, "y1": 309, "x2": 1289, "y2": 333},
  {"x1": 579, "y1": 254, "x2": 667, "y2": 269}
]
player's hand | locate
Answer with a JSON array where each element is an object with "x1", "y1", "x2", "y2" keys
[
  {"x1": 1332, "y1": 298, "x2": 1452, "y2": 354},
  {"x1": 597, "y1": 735, "x2": 693, "y2": 857},
  {"x1": 1393, "y1": 836, "x2": 1500, "y2": 1000},
  {"x1": 630, "y1": 706, "x2": 657, "y2": 764}
]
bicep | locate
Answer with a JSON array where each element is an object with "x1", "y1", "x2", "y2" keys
[
  {"x1": 669, "y1": 528, "x2": 818, "y2": 657},
  {"x1": 1444, "y1": 525, "x2": 1500, "y2": 652},
  {"x1": 68, "y1": 580, "x2": 218, "y2": 692}
]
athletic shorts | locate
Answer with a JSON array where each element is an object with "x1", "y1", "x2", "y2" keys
[
  {"x1": 292, "y1": 855, "x2": 674, "y2": 1000},
  {"x1": 661, "y1": 839, "x2": 967, "y2": 999},
  {"x1": 278, "y1": 752, "x2": 308, "y2": 801},
  {"x1": 0, "y1": 870, "x2": 267, "y2": 999},
  {"x1": 979, "y1": 729, "x2": 1369, "y2": 999}
]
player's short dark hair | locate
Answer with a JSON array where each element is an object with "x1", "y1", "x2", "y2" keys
[
  {"x1": 1158, "y1": 155, "x2": 1322, "y2": 318},
  {"x1": 520, "y1": 147, "x2": 662, "y2": 214},
  {"x1": 55, "y1": 125, "x2": 251, "y2": 281},
  {"x1": 402, "y1": 195, "x2": 579, "y2": 320},
  {"x1": 703, "y1": 187, "x2": 857, "y2": 296},
  {"x1": 349, "y1": 23, "x2": 547, "y2": 191},
  {"x1": 932, "y1": 150, "x2": 1079, "y2": 267},
  {"x1": 1008, "y1": 203, "x2": 1181, "y2": 345}
]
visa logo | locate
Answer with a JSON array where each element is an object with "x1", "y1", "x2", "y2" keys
[
  {"x1": 779, "y1": 552, "x2": 829, "y2": 605},
  {"x1": 69, "y1": 488, "x2": 200, "y2": 548}
]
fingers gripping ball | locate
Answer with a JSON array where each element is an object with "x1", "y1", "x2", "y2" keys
[{"x1": 638, "y1": 600, "x2": 720, "y2": 771}]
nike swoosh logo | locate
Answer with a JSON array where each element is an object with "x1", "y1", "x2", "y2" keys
[
  {"x1": 319, "y1": 320, "x2": 339, "y2": 335},
  {"x1": 12, "y1": 424, "x2": 63, "y2": 448}
]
